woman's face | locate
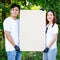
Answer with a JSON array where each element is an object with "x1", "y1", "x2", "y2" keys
[{"x1": 47, "y1": 11, "x2": 54, "y2": 22}]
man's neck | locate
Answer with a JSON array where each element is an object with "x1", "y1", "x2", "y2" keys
[{"x1": 11, "y1": 16, "x2": 17, "y2": 20}]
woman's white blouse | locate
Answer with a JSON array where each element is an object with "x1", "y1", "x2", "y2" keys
[{"x1": 46, "y1": 23, "x2": 58, "y2": 49}]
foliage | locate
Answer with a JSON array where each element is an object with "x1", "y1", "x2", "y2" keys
[{"x1": 0, "y1": 0, "x2": 60, "y2": 60}]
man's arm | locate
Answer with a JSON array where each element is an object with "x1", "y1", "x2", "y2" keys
[
  {"x1": 4, "y1": 31, "x2": 20, "y2": 51},
  {"x1": 4, "y1": 31, "x2": 15, "y2": 46}
]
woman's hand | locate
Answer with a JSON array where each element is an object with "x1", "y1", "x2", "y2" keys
[{"x1": 43, "y1": 47, "x2": 49, "y2": 53}]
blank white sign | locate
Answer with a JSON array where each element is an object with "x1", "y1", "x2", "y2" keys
[{"x1": 20, "y1": 10, "x2": 46, "y2": 51}]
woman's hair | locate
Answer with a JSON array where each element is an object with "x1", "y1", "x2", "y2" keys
[{"x1": 46, "y1": 10, "x2": 56, "y2": 27}]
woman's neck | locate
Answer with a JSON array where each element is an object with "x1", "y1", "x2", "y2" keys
[{"x1": 49, "y1": 22, "x2": 52, "y2": 25}]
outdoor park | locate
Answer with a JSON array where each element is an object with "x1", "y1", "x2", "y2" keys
[{"x1": 0, "y1": 0, "x2": 60, "y2": 60}]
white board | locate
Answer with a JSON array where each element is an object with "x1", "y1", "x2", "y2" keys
[{"x1": 20, "y1": 10, "x2": 46, "y2": 51}]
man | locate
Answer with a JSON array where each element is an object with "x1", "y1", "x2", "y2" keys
[{"x1": 3, "y1": 3, "x2": 21, "y2": 60}]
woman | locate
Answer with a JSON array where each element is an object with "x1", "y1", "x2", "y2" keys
[{"x1": 43, "y1": 10, "x2": 58, "y2": 60}]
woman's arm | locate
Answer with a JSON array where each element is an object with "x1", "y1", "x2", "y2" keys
[{"x1": 47, "y1": 33, "x2": 58, "y2": 48}]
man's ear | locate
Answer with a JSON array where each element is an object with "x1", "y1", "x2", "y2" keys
[
  {"x1": 10, "y1": 10, "x2": 11, "y2": 14},
  {"x1": 10, "y1": 9, "x2": 12, "y2": 14}
]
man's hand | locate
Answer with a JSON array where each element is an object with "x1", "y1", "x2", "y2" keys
[
  {"x1": 43, "y1": 47, "x2": 49, "y2": 53},
  {"x1": 14, "y1": 45, "x2": 20, "y2": 52}
]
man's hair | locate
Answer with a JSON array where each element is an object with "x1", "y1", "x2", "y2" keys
[{"x1": 10, "y1": 3, "x2": 20, "y2": 10}]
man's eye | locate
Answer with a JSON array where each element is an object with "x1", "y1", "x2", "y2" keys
[
  {"x1": 12, "y1": 9, "x2": 14, "y2": 11},
  {"x1": 12, "y1": 9, "x2": 19, "y2": 11},
  {"x1": 16, "y1": 9, "x2": 19, "y2": 11},
  {"x1": 16, "y1": 9, "x2": 18, "y2": 11}
]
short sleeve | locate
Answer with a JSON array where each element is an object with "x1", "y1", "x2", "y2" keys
[
  {"x1": 3, "y1": 20, "x2": 11, "y2": 32},
  {"x1": 53, "y1": 24, "x2": 58, "y2": 34}
]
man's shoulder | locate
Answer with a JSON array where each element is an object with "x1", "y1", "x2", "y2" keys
[
  {"x1": 16, "y1": 19, "x2": 20, "y2": 21},
  {"x1": 3, "y1": 17, "x2": 11, "y2": 24},
  {"x1": 16, "y1": 19, "x2": 20, "y2": 22},
  {"x1": 4, "y1": 17, "x2": 11, "y2": 22}
]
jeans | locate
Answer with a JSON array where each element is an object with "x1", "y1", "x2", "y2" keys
[
  {"x1": 43, "y1": 48, "x2": 57, "y2": 60},
  {"x1": 7, "y1": 51, "x2": 21, "y2": 60}
]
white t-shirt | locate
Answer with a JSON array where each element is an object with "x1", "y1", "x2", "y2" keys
[
  {"x1": 46, "y1": 23, "x2": 58, "y2": 49},
  {"x1": 3, "y1": 17, "x2": 20, "y2": 52}
]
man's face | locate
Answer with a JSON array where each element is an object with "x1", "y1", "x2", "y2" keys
[{"x1": 10, "y1": 7, "x2": 19, "y2": 17}]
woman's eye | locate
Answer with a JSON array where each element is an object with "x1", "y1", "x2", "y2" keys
[
  {"x1": 47, "y1": 14, "x2": 53, "y2": 16},
  {"x1": 50, "y1": 14, "x2": 53, "y2": 16}
]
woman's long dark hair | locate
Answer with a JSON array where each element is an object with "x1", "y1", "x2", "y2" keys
[{"x1": 46, "y1": 10, "x2": 56, "y2": 27}]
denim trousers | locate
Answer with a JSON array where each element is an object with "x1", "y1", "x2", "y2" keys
[
  {"x1": 43, "y1": 48, "x2": 57, "y2": 60},
  {"x1": 7, "y1": 51, "x2": 21, "y2": 60}
]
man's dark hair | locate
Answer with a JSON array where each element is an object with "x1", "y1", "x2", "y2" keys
[{"x1": 10, "y1": 3, "x2": 20, "y2": 10}]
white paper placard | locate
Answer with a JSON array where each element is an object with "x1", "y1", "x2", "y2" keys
[{"x1": 20, "y1": 10, "x2": 46, "y2": 51}]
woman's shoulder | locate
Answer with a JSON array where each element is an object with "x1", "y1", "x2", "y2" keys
[
  {"x1": 54, "y1": 23, "x2": 58, "y2": 26},
  {"x1": 46, "y1": 24, "x2": 49, "y2": 27},
  {"x1": 53, "y1": 23, "x2": 58, "y2": 28}
]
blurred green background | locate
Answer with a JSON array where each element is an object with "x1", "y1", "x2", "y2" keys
[{"x1": 0, "y1": 0, "x2": 60, "y2": 60}]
